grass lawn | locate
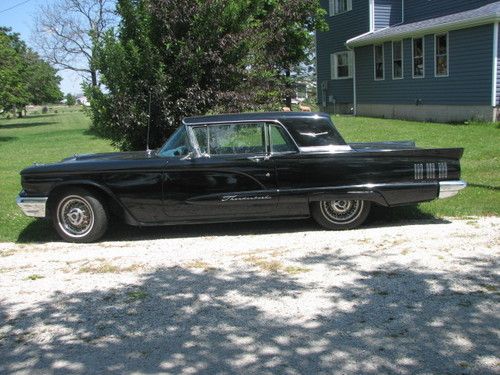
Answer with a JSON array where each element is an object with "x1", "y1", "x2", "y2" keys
[
  {"x1": 0, "y1": 108, "x2": 115, "y2": 243},
  {"x1": 0, "y1": 110, "x2": 498, "y2": 243},
  {"x1": 334, "y1": 115, "x2": 499, "y2": 218}
]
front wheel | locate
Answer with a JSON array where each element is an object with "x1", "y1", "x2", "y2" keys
[
  {"x1": 52, "y1": 188, "x2": 108, "y2": 243},
  {"x1": 311, "y1": 199, "x2": 371, "y2": 230}
]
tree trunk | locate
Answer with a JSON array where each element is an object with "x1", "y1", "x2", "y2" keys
[
  {"x1": 285, "y1": 68, "x2": 292, "y2": 109},
  {"x1": 91, "y1": 69, "x2": 98, "y2": 87}
]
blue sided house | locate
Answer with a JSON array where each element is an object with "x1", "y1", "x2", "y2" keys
[{"x1": 316, "y1": 0, "x2": 500, "y2": 122}]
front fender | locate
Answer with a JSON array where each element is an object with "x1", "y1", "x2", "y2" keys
[{"x1": 47, "y1": 180, "x2": 140, "y2": 225}]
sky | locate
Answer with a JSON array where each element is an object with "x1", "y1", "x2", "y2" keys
[{"x1": 0, "y1": 0, "x2": 84, "y2": 94}]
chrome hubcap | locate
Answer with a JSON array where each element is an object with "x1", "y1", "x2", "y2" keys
[
  {"x1": 57, "y1": 196, "x2": 94, "y2": 237},
  {"x1": 320, "y1": 200, "x2": 364, "y2": 224}
]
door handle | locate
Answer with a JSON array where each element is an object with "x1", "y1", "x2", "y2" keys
[
  {"x1": 247, "y1": 156, "x2": 262, "y2": 163},
  {"x1": 247, "y1": 155, "x2": 271, "y2": 162}
]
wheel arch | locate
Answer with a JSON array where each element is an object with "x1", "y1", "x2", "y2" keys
[{"x1": 47, "y1": 180, "x2": 136, "y2": 224}]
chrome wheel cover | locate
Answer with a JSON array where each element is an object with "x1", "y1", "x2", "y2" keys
[
  {"x1": 57, "y1": 195, "x2": 95, "y2": 238},
  {"x1": 319, "y1": 200, "x2": 364, "y2": 224}
]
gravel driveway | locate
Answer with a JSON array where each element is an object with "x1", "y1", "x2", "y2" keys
[{"x1": 0, "y1": 217, "x2": 499, "y2": 374}]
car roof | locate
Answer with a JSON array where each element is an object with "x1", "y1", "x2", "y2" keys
[{"x1": 183, "y1": 111, "x2": 331, "y2": 125}]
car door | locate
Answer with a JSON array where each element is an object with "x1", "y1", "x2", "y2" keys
[{"x1": 161, "y1": 121, "x2": 278, "y2": 221}]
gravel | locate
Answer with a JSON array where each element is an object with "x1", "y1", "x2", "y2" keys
[{"x1": 0, "y1": 217, "x2": 499, "y2": 374}]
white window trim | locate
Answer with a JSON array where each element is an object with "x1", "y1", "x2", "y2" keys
[
  {"x1": 329, "y1": 0, "x2": 352, "y2": 16},
  {"x1": 373, "y1": 44, "x2": 385, "y2": 81},
  {"x1": 412, "y1": 36, "x2": 425, "y2": 79},
  {"x1": 392, "y1": 41, "x2": 404, "y2": 80},
  {"x1": 331, "y1": 51, "x2": 353, "y2": 80},
  {"x1": 434, "y1": 32, "x2": 449, "y2": 77}
]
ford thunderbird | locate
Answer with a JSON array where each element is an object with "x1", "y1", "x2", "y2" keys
[{"x1": 17, "y1": 112, "x2": 466, "y2": 242}]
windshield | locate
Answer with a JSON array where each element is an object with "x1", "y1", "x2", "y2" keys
[
  {"x1": 283, "y1": 118, "x2": 346, "y2": 147},
  {"x1": 158, "y1": 126, "x2": 191, "y2": 157}
]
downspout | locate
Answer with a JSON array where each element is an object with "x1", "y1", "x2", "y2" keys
[
  {"x1": 492, "y1": 22, "x2": 498, "y2": 108},
  {"x1": 369, "y1": 0, "x2": 375, "y2": 32},
  {"x1": 401, "y1": 0, "x2": 404, "y2": 23},
  {"x1": 349, "y1": 47, "x2": 357, "y2": 116}
]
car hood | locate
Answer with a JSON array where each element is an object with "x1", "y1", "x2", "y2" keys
[
  {"x1": 60, "y1": 151, "x2": 158, "y2": 163},
  {"x1": 20, "y1": 150, "x2": 163, "y2": 176}
]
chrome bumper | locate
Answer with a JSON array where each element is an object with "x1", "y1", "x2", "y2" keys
[
  {"x1": 16, "y1": 196, "x2": 48, "y2": 218},
  {"x1": 439, "y1": 180, "x2": 467, "y2": 199}
]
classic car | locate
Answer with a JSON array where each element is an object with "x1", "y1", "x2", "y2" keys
[{"x1": 17, "y1": 112, "x2": 466, "y2": 243}]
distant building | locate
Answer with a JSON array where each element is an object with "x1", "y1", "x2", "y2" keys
[
  {"x1": 316, "y1": 0, "x2": 500, "y2": 122},
  {"x1": 76, "y1": 96, "x2": 90, "y2": 107}
]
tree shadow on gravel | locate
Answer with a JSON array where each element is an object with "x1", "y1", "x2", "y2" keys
[
  {"x1": 17, "y1": 205, "x2": 448, "y2": 244},
  {"x1": 1, "y1": 255, "x2": 497, "y2": 374}
]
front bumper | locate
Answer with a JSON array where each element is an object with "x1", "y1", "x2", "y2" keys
[
  {"x1": 16, "y1": 195, "x2": 48, "y2": 218},
  {"x1": 439, "y1": 180, "x2": 467, "y2": 199}
]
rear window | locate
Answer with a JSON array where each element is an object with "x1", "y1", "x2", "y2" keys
[{"x1": 283, "y1": 118, "x2": 346, "y2": 147}]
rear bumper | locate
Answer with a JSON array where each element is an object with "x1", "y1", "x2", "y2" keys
[
  {"x1": 16, "y1": 195, "x2": 48, "y2": 218},
  {"x1": 439, "y1": 180, "x2": 467, "y2": 199}
]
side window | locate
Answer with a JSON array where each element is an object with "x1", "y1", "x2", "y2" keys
[
  {"x1": 158, "y1": 126, "x2": 191, "y2": 157},
  {"x1": 270, "y1": 124, "x2": 296, "y2": 153},
  {"x1": 209, "y1": 123, "x2": 265, "y2": 155},
  {"x1": 192, "y1": 126, "x2": 208, "y2": 154}
]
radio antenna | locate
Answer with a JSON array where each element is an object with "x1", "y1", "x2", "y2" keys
[{"x1": 146, "y1": 90, "x2": 152, "y2": 154}]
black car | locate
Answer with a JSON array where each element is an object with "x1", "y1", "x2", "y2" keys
[{"x1": 17, "y1": 112, "x2": 466, "y2": 242}]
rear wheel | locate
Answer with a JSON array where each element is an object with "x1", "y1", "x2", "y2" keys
[
  {"x1": 52, "y1": 188, "x2": 108, "y2": 243},
  {"x1": 311, "y1": 199, "x2": 371, "y2": 230}
]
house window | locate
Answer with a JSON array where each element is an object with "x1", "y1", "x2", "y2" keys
[
  {"x1": 329, "y1": 0, "x2": 352, "y2": 16},
  {"x1": 412, "y1": 37, "x2": 424, "y2": 78},
  {"x1": 374, "y1": 44, "x2": 384, "y2": 80},
  {"x1": 392, "y1": 41, "x2": 403, "y2": 79},
  {"x1": 435, "y1": 33, "x2": 448, "y2": 77},
  {"x1": 331, "y1": 51, "x2": 353, "y2": 79}
]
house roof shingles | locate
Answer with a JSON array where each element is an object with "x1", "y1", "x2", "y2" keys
[{"x1": 346, "y1": 1, "x2": 500, "y2": 47}]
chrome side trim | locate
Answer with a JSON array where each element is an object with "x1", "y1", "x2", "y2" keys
[
  {"x1": 16, "y1": 196, "x2": 48, "y2": 218},
  {"x1": 414, "y1": 163, "x2": 424, "y2": 180},
  {"x1": 299, "y1": 145, "x2": 353, "y2": 153},
  {"x1": 439, "y1": 180, "x2": 467, "y2": 199},
  {"x1": 426, "y1": 163, "x2": 435, "y2": 179}
]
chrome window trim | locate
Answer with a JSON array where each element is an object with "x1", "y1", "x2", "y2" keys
[
  {"x1": 182, "y1": 119, "x2": 301, "y2": 157},
  {"x1": 299, "y1": 145, "x2": 352, "y2": 153}
]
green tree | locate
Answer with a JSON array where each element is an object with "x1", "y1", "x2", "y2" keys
[
  {"x1": 0, "y1": 28, "x2": 62, "y2": 116},
  {"x1": 25, "y1": 51, "x2": 63, "y2": 105},
  {"x1": 252, "y1": 1, "x2": 326, "y2": 108},
  {"x1": 88, "y1": 0, "x2": 325, "y2": 150},
  {"x1": 65, "y1": 93, "x2": 77, "y2": 106},
  {"x1": 0, "y1": 31, "x2": 30, "y2": 114}
]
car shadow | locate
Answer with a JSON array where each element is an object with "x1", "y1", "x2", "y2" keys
[
  {"x1": 0, "y1": 121, "x2": 57, "y2": 130},
  {"x1": 16, "y1": 206, "x2": 449, "y2": 244}
]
